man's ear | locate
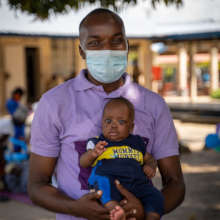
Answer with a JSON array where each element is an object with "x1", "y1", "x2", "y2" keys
[
  {"x1": 127, "y1": 39, "x2": 129, "y2": 51},
  {"x1": 79, "y1": 44, "x2": 86, "y2": 60},
  {"x1": 126, "y1": 39, "x2": 129, "y2": 60}
]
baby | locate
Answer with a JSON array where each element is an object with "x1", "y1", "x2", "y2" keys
[{"x1": 80, "y1": 97, "x2": 164, "y2": 220}]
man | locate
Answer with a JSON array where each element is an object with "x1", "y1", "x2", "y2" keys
[{"x1": 28, "y1": 8, "x2": 185, "y2": 220}]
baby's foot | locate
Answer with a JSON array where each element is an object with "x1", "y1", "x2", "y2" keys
[{"x1": 110, "y1": 206, "x2": 125, "y2": 220}]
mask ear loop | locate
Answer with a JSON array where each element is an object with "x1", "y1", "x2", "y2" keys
[{"x1": 80, "y1": 43, "x2": 85, "y2": 52}]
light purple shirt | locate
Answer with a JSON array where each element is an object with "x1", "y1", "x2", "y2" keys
[{"x1": 30, "y1": 70, "x2": 179, "y2": 220}]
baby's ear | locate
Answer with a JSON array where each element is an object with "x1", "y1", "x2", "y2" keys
[{"x1": 130, "y1": 122, "x2": 134, "y2": 132}]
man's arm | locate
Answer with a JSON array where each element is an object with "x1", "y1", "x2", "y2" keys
[
  {"x1": 157, "y1": 155, "x2": 185, "y2": 213},
  {"x1": 28, "y1": 152, "x2": 110, "y2": 220}
]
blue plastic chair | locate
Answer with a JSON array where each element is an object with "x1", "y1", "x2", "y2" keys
[{"x1": 4, "y1": 137, "x2": 28, "y2": 163}]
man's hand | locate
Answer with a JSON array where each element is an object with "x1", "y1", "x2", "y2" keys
[
  {"x1": 92, "y1": 141, "x2": 108, "y2": 157},
  {"x1": 115, "y1": 180, "x2": 145, "y2": 220},
  {"x1": 74, "y1": 190, "x2": 110, "y2": 220}
]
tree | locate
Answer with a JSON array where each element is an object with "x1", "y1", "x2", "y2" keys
[{"x1": 3, "y1": 0, "x2": 183, "y2": 19}]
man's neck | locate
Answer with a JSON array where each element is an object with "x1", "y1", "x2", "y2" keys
[
  {"x1": 102, "y1": 78, "x2": 124, "y2": 94},
  {"x1": 86, "y1": 71, "x2": 125, "y2": 94}
]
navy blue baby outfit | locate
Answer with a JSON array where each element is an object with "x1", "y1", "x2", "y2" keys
[{"x1": 88, "y1": 134, "x2": 164, "y2": 216}]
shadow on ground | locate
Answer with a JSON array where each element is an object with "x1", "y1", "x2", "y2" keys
[{"x1": 153, "y1": 150, "x2": 220, "y2": 220}]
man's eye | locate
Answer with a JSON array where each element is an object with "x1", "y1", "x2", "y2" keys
[
  {"x1": 105, "y1": 119, "x2": 112, "y2": 124},
  {"x1": 112, "y1": 38, "x2": 123, "y2": 45},
  {"x1": 118, "y1": 120, "x2": 126, "y2": 125},
  {"x1": 87, "y1": 41, "x2": 99, "y2": 47}
]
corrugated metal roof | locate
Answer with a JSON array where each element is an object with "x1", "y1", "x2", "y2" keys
[
  {"x1": 149, "y1": 31, "x2": 220, "y2": 42},
  {"x1": 0, "y1": 31, "x2": 151, "y2": 39},
  {"x1": 1, "y1": 31, "x2": 220, "y2": 41},
  {"x1": 0, "y1": 31, "x2": 78, "y2": 39}
]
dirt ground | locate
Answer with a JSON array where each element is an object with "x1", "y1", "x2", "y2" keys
[
  {"x1": 0, "y1": 121, "x2": 219, "y2": 220},
  {"x1": 156, "y1": 150, "x2": 220, "y2": 220}
]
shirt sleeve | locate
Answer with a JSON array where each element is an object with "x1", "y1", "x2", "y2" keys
[
  {"x1": 30, "y1": 95, "x2": 61, "y2": 157},
  {"x1": 137, "y1": 135, "x2": 147, "y2": 155},
  {"x1": 150, "y1": 97, "x2": 179, "y2": 160}
]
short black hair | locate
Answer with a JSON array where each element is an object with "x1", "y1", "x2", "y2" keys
[
  {"x1": 12, "y1": 87, "x2": 24, "y2": 97},
  {"x1": 103, "y1": 97, "x2": 135, "y2": 122},
  {"x1": 79, "y1": 8, "x2": 125, "y2": 36}
]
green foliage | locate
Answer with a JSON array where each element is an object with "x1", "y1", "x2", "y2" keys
[
  {"x1": 2, "y1": 0, "x2": 183, "y2": 19},
  {"x1": 151, "y1": 0, "x2": 182, "y2": 8},
  {"x1": 210, "y1": 89, "x2": 220, "y2": 99}
]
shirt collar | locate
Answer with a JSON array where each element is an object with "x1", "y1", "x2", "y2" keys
[{"x1": 73, "y1": 69, "x2": 97, "y2": 91}]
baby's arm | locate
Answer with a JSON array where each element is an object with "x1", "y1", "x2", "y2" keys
[
  {"x1": 80, "y1": 141, "x2": 107, "y2": 168},
  {"x1": 143, "y1": 152, "x2": 157, "y2": 179}
]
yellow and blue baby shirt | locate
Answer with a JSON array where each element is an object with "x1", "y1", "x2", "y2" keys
[{"x1": 86, "y1": 134, "x2": 148, "y2": 179}]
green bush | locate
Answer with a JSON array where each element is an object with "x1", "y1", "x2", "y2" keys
[{"x1": 211, "y1": 89, "x2": 220, "y2": 99}]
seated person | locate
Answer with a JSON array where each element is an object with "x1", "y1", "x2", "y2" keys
[
  {"x1": 4, "y1": 160, "x2": 29, "y2": 193},
  {"x1": 6, "y1": 88, "x2": 27, "y2": 152},
  {"x1": 80, "y1": 97, "x2": 164, "y2": 220}
]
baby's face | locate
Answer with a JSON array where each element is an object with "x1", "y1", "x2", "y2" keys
[{"x1": 102, "y1": 102, "x2": 134, "y2": 142}]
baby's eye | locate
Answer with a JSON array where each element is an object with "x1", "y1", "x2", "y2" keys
[
  {"x1": 118, "y1": 120, "x2": 126, "y2": 125},
  {"x1": 105, "y1": 119, "x2": 112, "y2": 124}
]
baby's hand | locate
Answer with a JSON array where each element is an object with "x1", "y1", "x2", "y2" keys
[
  {"x1": 143, "y1": 165, "x2": 156, "y2": 179},
  {"x1": 92, "y1": 141, "x2": 108, "y2": 157},
  {"x1": 143, "y1": 152, "x2": 157, "y2": 179}
]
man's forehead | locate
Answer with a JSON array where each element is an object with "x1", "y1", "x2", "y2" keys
[{"x1": 80, "y1": 13, "x2": 124, "y2": 35}]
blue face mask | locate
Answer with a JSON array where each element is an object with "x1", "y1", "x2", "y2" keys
[{"x1": 85, "y1": 50, "x2": 128, "y2": 84}]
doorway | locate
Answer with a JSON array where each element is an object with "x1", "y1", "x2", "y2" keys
[{"x1": 25, "y1": 48, "x2": 39, "y2": 103}]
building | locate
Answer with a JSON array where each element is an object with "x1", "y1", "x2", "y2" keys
[
  {"x1": 0, "y1": 31, "x2": 220, "y2": 115},
  {"x1": 0, "y1": 32, "x2": 152, "y2": 115},
  {"x1": 150, "y1": 31, "x2": 220, "y2": 99}
]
